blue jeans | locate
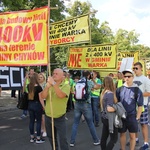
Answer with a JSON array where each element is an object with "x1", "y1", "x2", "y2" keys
[
  {"x1": 45, "y1": 115, "x2": 69, "y2": 150},
  {"x1": 70, "y1": 102, "x2": 100, "y2": 144},
  {"x1": 91, "y1": 97, "x2": 100, "y2": 124},
  {"x1": 23, "y1": 110, "x2": 28, "y2": 116},
  {"x1": 28, "y1": 101, "x2": 43, "y2": 137}
]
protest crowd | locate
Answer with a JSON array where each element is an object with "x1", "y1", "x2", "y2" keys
[
  {"x1": 0, "y1": 2, "x2": 150, "y2": 150},
  {"x1": 2, "y1": 61, "x2": 147, "y2": 150}
]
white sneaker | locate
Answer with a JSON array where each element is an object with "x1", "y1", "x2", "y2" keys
[
  {"x1": 36, "y1": 138, "x2": 45, "y2": 144},
  {"x1": 65, "y1": 117, "x2": 68, "y2": 120},
  {"x1": 30, "y1": 138, "x2": 35, "y2": 143},
  {"x1": 93, "y1": 140, "x2": 100, "y2": 145},
  {"x1": 20, "y1": 114, "x2": 27, "y2": 119},
  {"x1": 42, "y1": 132, "x2": 47, "y2": 137},
  {"x1": 70, "y1": 143, "x2": 74, "y2": 147}
]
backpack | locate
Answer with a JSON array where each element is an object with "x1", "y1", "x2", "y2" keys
[{"x1": 74, "y1": 78, "x2": 89, "y2": 101}]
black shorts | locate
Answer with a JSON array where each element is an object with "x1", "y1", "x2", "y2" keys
[{"x1": 118, "y1": 115, "x2": 138, "y2": 133}]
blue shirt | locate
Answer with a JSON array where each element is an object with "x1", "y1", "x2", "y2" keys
[{"x1": 116, "y1": 84, "x2": 143, "y2": 116}]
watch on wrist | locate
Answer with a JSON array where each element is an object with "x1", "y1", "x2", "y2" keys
[{"x1": 52, "y1": 82, "x2": 56, "y2": 86}]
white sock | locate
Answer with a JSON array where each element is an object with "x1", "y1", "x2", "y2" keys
[{"x1": 144, "y1": 142, "x2": 149, "y2": 145}]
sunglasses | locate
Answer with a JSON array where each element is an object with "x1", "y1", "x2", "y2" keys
[
  {"x1": 133, "y1": 67, "x2": 138, "y2": 70},
  {"x1": 124, "y1": 75, "x2": 133, "y2": 78}
]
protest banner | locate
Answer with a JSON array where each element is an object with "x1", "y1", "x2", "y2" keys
[
  {"x1": 119, "y1": 57, "x2": 134, "y2": 72},
  {"x1": 49, "y1": 14, "x2": 90, "y2": 45},
  {"x1": 0, "y1": 6, "x2": 48, "y2": 66},
  {"x1": 117, "y1": 51, "x2": 139, "y2": 70},
  {"x1": 139, "y1": 60, "x2": 146, "y2": 75},
  {"x1": 98, "y1": 51, "x2": 139, "y2": 79},
  {"x1": 67, "y1": 43, "x2": 117, "y2": 69},
  {"x1": 0, "y1": 66, "x2": 25, "y2": 90}
]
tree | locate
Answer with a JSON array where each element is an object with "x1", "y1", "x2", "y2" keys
[
  {"x1": 114, "y1": 29, "x2": 139, "y2": 51},
  {"x1": 0, "y1": 0, "x2": 66, "y2": 22},
  {"x1": 67, "y1": 0, "x2": 114, "y2": 45},
  {"x1": 50, "y1": 46, "x2": 68, "y2": 71},
  {"x1": 98, "y1": 21, "x2": 114, "y2": 44},
  {"x1": 67, "y1": 0, "x2": 92, "y2": 17}
]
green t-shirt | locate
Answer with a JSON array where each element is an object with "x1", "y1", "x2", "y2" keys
[
  {"x1": 45, "y1": 80, "x2": 70, "y2": 118},
  {"x1": 69, "y1": 78, "x2": 74, "y2": 87},
  {"x1": 91, "y1": 78, "x2": 102, "y2": 97}
]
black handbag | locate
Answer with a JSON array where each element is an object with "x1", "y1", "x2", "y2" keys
[{"x1": 17, "y1": 92, "x2": 28, "y2": 110}]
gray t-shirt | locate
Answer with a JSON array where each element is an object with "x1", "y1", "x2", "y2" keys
[{"x1": 101, "y1": 91, "x2": 114, "y2": 119}]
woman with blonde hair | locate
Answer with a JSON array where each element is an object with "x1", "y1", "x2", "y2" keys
[{"x1": 100, "y1": 76, "x2": 118, "y2": 150}]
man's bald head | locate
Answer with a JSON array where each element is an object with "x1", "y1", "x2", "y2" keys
[{"x1": 52, "y1": 68, "x2": 64, "y2": 82}]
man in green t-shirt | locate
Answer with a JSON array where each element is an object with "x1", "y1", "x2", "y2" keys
[
  {"x1": 41, "y1": 68, "x2": 70, "y2": 150},
  {"x1": 115, "y1": 71, "x2": 124, "y2": 88}
]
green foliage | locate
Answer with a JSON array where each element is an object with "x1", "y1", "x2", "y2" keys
[
  {"x1": 67, "y1": 1, "x2": 92, "y2": 17},
  {"x1": 1, "y1": 0, "x2": 66, "y2": 22},
  {"x1": 50, "y1": 46, "x2": 68, "y2": 70},
  {"x1": 114, "y1": 29, "x2": 140, "y2": 51},
  {"x1": 99, "y1": 21, "x2": 114, "y2": 44}
]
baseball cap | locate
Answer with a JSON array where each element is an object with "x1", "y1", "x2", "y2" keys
[{"x1": 122, "y1": 69, "x2": 134, "y2": 75}]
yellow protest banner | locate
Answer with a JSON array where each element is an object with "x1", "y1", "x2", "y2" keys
[
  {"x1": 67, "y1": 43, "x2": 117, "y2": 69},
  {"x1": 0, "y1": 6, "x2": 48, "y2": 66},
  {"x1": 117, "y1": 51, "x2": 139, "y2": 70},
  {"x1": 139, "y1": 60, "x2": 146, "y2": 76},
  {"x1": 49, "y1": 14, "x2": 90, "y2": 45}
]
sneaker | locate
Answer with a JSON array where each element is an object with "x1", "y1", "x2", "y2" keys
[
  {"x1": 30, "y1": 138, "x2": 35, "y2": 143},
  {"x1": 82, "y1": 119, "x2": 85, "y2": 123},
  {"x1": 93, "y1": 140, "x2": 100, "y2": 146},
  {"x1": 42, "y1": 132, "x2": 47, "y2": 137},
  {"x1": 139, "y1": 143, "x2": 149, "y2": 150},
  {"x1": 20, "y1": 114, "x2": 27, "y2": 119},
  {"x1": 95, "y1": 123, "x2": 99, "y2": 127},
  {"x1": 36, "y1": 138, "x2": 45, "y2": 144},
  {"x1": 126, "y1": 139, "x2": 139, "y2": 146},
  {"x1": 136, "y1": 139, "x2": 139, "y2": 146},
  {"x1": 70, "y1": 143, "x2": 74, "y2": 147},
  {"x1": 65, "y1": 117, "x2": 68, "y2": 120},
  {"x1": 126, "y1": 141, "x2": 130, "y2": 146}
]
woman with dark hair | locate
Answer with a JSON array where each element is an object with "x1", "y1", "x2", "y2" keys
[
  {"x1": 100, "y1": 76, "x2": 118, "y2": 150},
  {"x1": 28, "y1": 73, "x2": 45, "y2": 144}
]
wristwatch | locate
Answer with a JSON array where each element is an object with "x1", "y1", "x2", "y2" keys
[{"x1": 52, "y1": 82, "x2": 56, "y2": 86}]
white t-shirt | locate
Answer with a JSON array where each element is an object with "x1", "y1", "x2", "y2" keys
[{"x1": 133, "y1": 75, "x2": 150, "y2": 105}]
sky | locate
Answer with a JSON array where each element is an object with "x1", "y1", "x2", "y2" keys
[{"x1": 65, "y1": 0, "x2": 150, "y2": 47}]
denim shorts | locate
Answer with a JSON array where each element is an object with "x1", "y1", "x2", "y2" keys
[{"x1": 118, "y1": 115, "x2": 138, "y2": 133}]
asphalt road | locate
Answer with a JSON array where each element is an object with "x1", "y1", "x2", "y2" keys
[{"x1": 0, "y1": 109, "x2": 150, "y2": 150}]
